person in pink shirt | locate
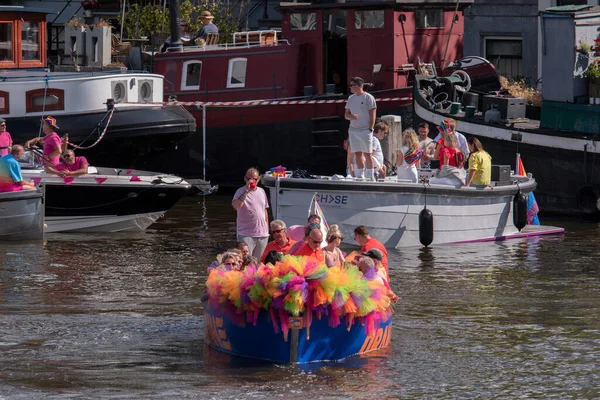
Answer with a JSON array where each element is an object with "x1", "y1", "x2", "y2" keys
[
  {"x1": 45, "y1": 149, "x2": 89, "y2": 177},
  {"x1": 232, "y1": 167, "x2": 270, "y2": 259},
  {"x1": 25, "y1": 116, "x2": 62, "y2": 166},
  {"x1": 0, "y1": 118, "x2": 12, "y2": 156}
]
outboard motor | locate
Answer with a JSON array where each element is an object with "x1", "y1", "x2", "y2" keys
[{"x1": 513, "y1": 190, "x2": 528, "y2": 231}]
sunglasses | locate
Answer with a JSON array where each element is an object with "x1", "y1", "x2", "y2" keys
[
  {"x1": 349, "y1": 83, "x2": 357, "y2": 87},
  {"x1": 271, "y1": 229, "x2": 284, "y2": 234},
  {"x1": 63, "y1": 155, "x2": 73, "y2": 159},
  {"x1": 0, "y1": 124, "x2": 6, "y2": 127},
  {"x1": 310, "y1": 238, "x2": 323, "y2": 244},
  {"x1": 224, "y1": 262, "x2": 237, "y2": 267}
]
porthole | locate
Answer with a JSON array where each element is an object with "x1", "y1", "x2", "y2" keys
[
  {"x1": 111, "y1": 81, "x2": 128, "y2": 103},
  {"x1": 139, "y1": 81, "x2": 153, "y2": 103}
]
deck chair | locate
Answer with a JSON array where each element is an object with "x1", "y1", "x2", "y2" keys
[
  {"x1": 111, "y1": 34, "x2": 132, "y2": 56},
  {"x1": 205, "y1": 33, "x2": 219, "y2": 45}
]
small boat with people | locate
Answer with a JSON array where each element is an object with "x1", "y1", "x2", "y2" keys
[
  {"x1": 203, "y1": 252, "x2": 394, "y2": 363},
  {"x1": 19, "y1": 148, "x2": 190, "y2": 233},
  {"x1": 262, "y1": 166, "x2": 563, "y2": 248},
  {"x1": 0, "y1": 186, "x2": 45, "y2": 240}
]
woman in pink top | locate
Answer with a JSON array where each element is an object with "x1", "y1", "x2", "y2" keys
[
  {"x1": 45, "y1": 149, "x2": 89, "y2": 177},
  {"x1": 0, "y1": 118, "x2": 12, "y2": 156},
  {"x1": 25, "y1": 116, "x2": 62, "y2": 166}
]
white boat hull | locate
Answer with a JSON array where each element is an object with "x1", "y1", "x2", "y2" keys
[
  {"x1": 263, "y1": 175, "x2": 536, "y2": 248},
  {"x1": 44, "y1": 212, "x2": 165, "y2": 233}
]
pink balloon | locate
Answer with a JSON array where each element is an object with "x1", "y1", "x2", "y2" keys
[{"x1": 287, "y1": 225, "x2": 305, "y2": 242}]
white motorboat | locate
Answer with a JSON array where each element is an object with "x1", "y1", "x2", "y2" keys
[
  {"x1": 20, "y1": 159, "x2": 190, "y2": 233},
  {"x1": 262, "y1": 172, "x2": 547, "y2": 248},
  {"x1": 0, "y1": 186, "x2": 44, "y2": 240}
]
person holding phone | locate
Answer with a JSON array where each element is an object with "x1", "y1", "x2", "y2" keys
[{"x1": 232, "y1": 167, "x2": 270, "y2": 259}]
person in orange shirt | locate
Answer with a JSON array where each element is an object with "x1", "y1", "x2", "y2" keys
[
  {"x1": 293, "y1": 228, "x2": 325, "y2": 262},
  {"x1": 353, "y1": 225, "x2": 388, "y2": 275},
  {"x1": 261, "y1": 220, "x2": 296, "y2": 262}
]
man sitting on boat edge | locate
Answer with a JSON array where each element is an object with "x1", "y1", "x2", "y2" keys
[
  {"x1": 354, "y1": 225, "x2": 388, "y2": 277},
  {"x1": 0, "y1": 145, "x2": 36, "y2": 192},
  {"x1": 45, "y1": 149, "x2": 89, "y2": 177},
  {"x1": 261, "y1": 220, "x2": 296, "y2": 262}
]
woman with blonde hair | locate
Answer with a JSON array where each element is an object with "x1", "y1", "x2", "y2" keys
[
  {"x1": 439, "y1": 131, "x2": 465, "y2": 168},
  {"x1": 396, "y1": 128, "x2": 422, "y2": 183},
  {"x1": 323, "y1": 225, "x2": 345, "y2": 267}
]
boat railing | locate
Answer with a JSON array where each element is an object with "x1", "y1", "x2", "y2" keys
[
  {"x1": 0, "y1": 70, "x2": 157, "y2": 83},
  {"x1": 183, "y1": 30, "x2": 288, "y2": 52}
]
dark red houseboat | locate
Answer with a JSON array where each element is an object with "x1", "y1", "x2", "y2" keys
[{"x1": 152, "y1": 0, "x2": 472, "y2": 185}]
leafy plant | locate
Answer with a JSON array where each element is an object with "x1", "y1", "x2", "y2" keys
[
  {"x1": 585, "y1": 61, "x2": 600, "y2": 82},
  {"x1": 578, "y1": 40, "x2": 591, "y2": 54}
]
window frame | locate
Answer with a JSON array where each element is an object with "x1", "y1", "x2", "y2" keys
[
  {"x1": 181, "y1": 60, "x2": 202, "y2": 91},
  {"x1": 226, "y1": 57, "x2": 248, "y2": 89},
  {"x1": 0, "y1": 15, "x2": 46, "y2": 69},
  {"x1": 289, "y1": 12, "x2": 318, "y2": 31},
  {"x1": 26, "y1": 88, "x2": 65, "y2": 113},
  {"x1": 0, "y1": 90, "x2": 9, "y2": 115},
  {"x1": 354, "y1": 10, "x2": 385, "y2": 30},
  {"x1": 415, "y1": 9, "x2": 444, "y2": 30}
]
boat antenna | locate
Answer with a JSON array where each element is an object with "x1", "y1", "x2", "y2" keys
[
  {"x1": 441, "y1": 0, "x2": 461, "y2": 68},
  {"x1": 37, "y1": 75, "x2": 50, "y2": 138}
]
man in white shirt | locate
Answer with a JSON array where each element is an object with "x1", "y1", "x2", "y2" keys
[
  {"x1": 418, "y1": 122, "x2": 435, "y2": 169},
  {"x1": 345, "y1": 77, "x2": 377, "y2": 180},
  {"x1": 432, "y1": 118, "x2": 470, "y2": 160}
]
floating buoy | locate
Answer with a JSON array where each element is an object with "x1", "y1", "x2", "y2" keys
[
  {"x1": 513, "y1": 191, "x2": 527, "y2": 231},
  {"x1": 419, "y1": 208, "x2": 434, "y2": 247}
]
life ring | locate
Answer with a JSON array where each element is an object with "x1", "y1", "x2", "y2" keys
[{"x1": 576, "y1": 185, "x2": 600, "y2": 214}]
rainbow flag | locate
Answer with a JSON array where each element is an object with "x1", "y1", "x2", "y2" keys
[{"x1": 515, "y1": 155, "x2": 541, "y2": 225}]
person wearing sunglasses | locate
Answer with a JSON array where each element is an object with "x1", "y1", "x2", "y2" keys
[
  {"x1": 292, "y1": 228, "x2": 325, "y2": 262},
  {"x1": 0, "y1": 118, "x2": 12, "y2": 157},
  {"x1": 261, "y1": 220, "x2": 296, "y2": 263},
  {"x1": 232, "y1": 167, "x2": 270, "y2": 259},
  {"x1": 44, "y1": 149, "x2": 89, "y2": 178}
]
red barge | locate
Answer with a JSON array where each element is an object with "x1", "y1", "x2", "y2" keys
[{"x1": 152, "y1": 0, "x2": 472, "y2": 186}]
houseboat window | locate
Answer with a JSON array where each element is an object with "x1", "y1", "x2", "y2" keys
[
  {"x1": 26, "y1": 89, "x2": 65, "y2": 113},
  {"x1": 290, "y1": 13, "x2": 317, "y2": 31},
  {"x1": 323, "y1": 10, "x2": 347, "y2": 38},
  {"x1": 485, "y1": 37, "x2": 523, "y2": 78},
  {"x1": 181, "y1": 60, "x2": 202, "y2": 91},
  {"x1": 227, "y1": 58, "x2": 247, "y2": 88},
  {"x1": 354, "y1": 11, "x2": 384, "y2": 30},
  {"x1": 0, "y1": 23, "x2": 12, "y2": 61},
  {"x1": 416, "y1": 10, "x2": 443, "y2": 29},
  {"x1": 0, "y1": 91, "x2": 9, "y2": 114},
  {"x1": 21, "y1": 21, "x2": 40, "y2": 61}
]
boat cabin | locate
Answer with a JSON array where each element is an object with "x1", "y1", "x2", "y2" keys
[
  {"x1": 0, "y1": 6, "x2": 53, "y2": 69},
  {"x1": 153, "y1": 0, "x2": 473, "y2": 103}
]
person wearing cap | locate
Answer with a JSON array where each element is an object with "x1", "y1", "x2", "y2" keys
[
  {"x1": 44, "y1": 149, "x2": 89, "y2": 177},
  {"x1": 0, "y1": 145, "x2": 36, "y2": 192},
  {"x1": 0, "y1": 118, "x2": 12, "y2": 157},
  {"x1": 432, "y1": 118, "x2": 469, "y2": 161},
  {"x1": 362, "y1": 248, "x2": 389, "y2": 283},
  {"x1": 353, "y1": 225, "x2": 388, "y2": 275},
  {"x1": 25, "y1": 117, "x2": 62, "y2": 166},
  {"x1": 160, "y1": 20, "x2": 192, "y2": 53},
  {"x1": 192, "y1": 10, "x2": 218, "y2": 42},
  {"x1": 292, "y1": 228, "x2": 325, "y2": 262}
]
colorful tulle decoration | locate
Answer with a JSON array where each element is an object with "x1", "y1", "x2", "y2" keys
[{"x1": 205, "y1": 255, "x2": 394, "y2": 337}]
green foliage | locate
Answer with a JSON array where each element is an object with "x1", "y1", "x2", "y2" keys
[
  {"x1": 586, "y1": 61, "x2": 600, "y2": 82},
  {"x1": 118, "y1": 0, "x2": 241, "y2": 43}
]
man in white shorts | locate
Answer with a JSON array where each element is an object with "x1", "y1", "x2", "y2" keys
[{"x1": 345, "y1": 77, "x2": 377, "y2": 180}]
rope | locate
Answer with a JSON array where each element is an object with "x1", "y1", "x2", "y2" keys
[
  {"x1": 37, "y1": 75, "x2": 50, "y2": 138},
  {"x1": 69, "y1": 107, "x2": 116, "y2": 150}
]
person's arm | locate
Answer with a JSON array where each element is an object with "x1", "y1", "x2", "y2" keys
[
  {"x1": 368, "y1": 107, "x2": 376, "y2": 130},
  {"x1": 25, "y1": 137, "x2": 43, "y2": 148},
  {"x1": 232, "y1": 181, "x2": 253, "y2": 211},
  {"x1": 17, "y1": 180, "x2": 36, "y2": 190},
  {"x1": 344, "y1": 107, "x2": 358, "y2": 121},
  {"x1": 63, "y1": 164, "x2": 89, "y2": 177},
  {"x1": 264, "y1": 207, "x2": 269, "y2": 228},
  {"x1": 466, "y1": 169, "x2": 476, "y2": 187},
  {"x1": 396, "y1": 150, "x2": 404, "y2": 167},
  {"x1": 44, "y1": 165, "x2": 61, "y2": 175}
]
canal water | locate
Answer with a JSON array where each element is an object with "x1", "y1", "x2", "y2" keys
[{"x1": 1, "y1": 194, "x2": 599, "y2": 399}]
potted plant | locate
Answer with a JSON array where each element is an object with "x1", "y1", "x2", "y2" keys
[{"x1": 585, "y1": 60, "x2": 600, "y2": 103}]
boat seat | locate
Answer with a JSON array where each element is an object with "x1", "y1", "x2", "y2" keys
[
  {"x1": 111, "y1": 34, "x2": 132, "y2": 56},
  {"x1": 87, "y1": 166, "x2": 98, "y2": 174},
  {"x1": 205, "y1": 33, "x2": 219, "y2": 46}
]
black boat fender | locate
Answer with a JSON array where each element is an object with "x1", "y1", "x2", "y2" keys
[
  {"x1": 419, "y1": 182, "x2": 434, "y2": 246},
  {"x1": 513, "y1": 190, "x2": 528, "y2": 231},
  {"x1": 576, "y1": 184, "x2": 600, "y2": 214}
]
